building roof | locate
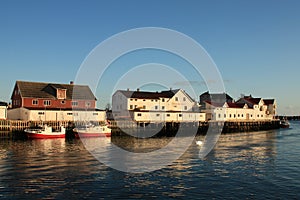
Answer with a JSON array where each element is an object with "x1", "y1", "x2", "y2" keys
[
  {"x1": 236, "y1": 96, "x2": 275, "y2": 108},
  {"x1": 200, "y1": 91, "x2": 233, "y2": 100},
  {"x1": 13, "y1": 81, "x2": 96, "y2": 100},
  {"x1": 0, "y1": 101, "x2": 8, "y2": 106},
  {"x1": 225, "y1": 102, "x2": 247, "y2": 108},
  {"x1": 206, "y1": 101, "x2": 247, "y2": 109},
  {"x1": 244, "y1": 97, "x2": 262, "y2": 105},
  {"x1": 264, "y1": 99, "x2": 275, "y2": 105},
  {"x1": 117, "y1": 89, "x2": 182, "y2": 100}
]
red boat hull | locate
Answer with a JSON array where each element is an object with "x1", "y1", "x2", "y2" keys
[
  {"x1": 74, "y1": 132, "x2": 111, "y2": 138},
  {"x1": 26, "y1": 133, "x2": 65, "y2": 139}
]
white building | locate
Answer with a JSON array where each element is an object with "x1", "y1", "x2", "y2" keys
[
  {"x1": 112, "y1": 89, "x2": 206, "y2": 122},
  {"x1": 204, "y1": 95, "x2": 276, "y2": 121},
  {"x1": 0, "y1": 101, "x2": 8, "y2": 120},
  {"x1": 7, "y1": 107, "x2": 106, "y2": 121}
]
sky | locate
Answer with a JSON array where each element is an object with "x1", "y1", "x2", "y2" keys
[{"x1": 0, "y1": 0, "x2": 300, "y2": 115}]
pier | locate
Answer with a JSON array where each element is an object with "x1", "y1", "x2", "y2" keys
[
  {"x1": 0, "y1": 119, "x2": 280, "y2": 139},
  {"x1": 110, "y1": 120, "x2": 280, "y2": 137}
]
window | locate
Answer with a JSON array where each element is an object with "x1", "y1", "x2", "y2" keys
[
  {"x1": 224, "y1": 114, "x2": 226, "y2": 118},
  {"x1": 229, "y1": 114, "x2": 232, "y2": 118},
  {"x1": 162, "y1": 98, "x2": 165, "y2": 102},
  {"x1": 44, "y1": 100, "x2": 51, "y2": 106},
  {"x1": 238, "y1": 114, "x2": 240, "y2": 117},
  {"x1": 218, "y1": 114, "x2": 221, "y2": 118},
  {"x1": 61, "y1": 100, "x2": 65, "y2": 104},
  {"x1": 85, "y1": 102, "x2": 91, "y2": 107},
  {"x1": 38, "y1": 112, "x2": 44, "y2": 115},
  {"x1": 32, "y1": 99, "x2": 38, "y2": 105},
  {"x1": 179, "y1": 114, "x2": 182, "y2": 117},
  {"x1": 72, "y1": 101, "x2": 78, "y2": 106},
  {"x1": 184, "y1": 106, "x2": 187, "y2": 110},
  {"x1": 156, "y1": 114, "x2": 160, "y2": 117},
  {"x1": 155, "y1": 106, "x2": 158, "y2": 110},
  {"x1": 93, "y1": 113, "x2": 98, "y2": 115},
  {"x1": 143, "y1": 105, "x2": 146, "y2": 109},
  {"x1": 130, "y1": 105, "x2": 133, "y2": 109},
  {"x1": 67, "y1": 113, "x2": 73, "y2": 115},
  {"x1": 261, "y1": 115, "x2": 263, "y2": 117},
  {"x1": 137, "y1": 113, "x2": 142, "y2": 116},
  {"x1": 130, "y1": 99, "x2": 133, "y2": 101},
  {"x1": 167, "y1": 114, "x2": 170, "y2": 117},
  {"x1": 56, "y1": 89, "x2": 66, "y2": 99},
  {"x1": 183, "y1": 97, "x2": 186, "y2": 101},
  {"x1": 162, "y1": 106, "x2": 165, "y2": 110},
  {"x1": 241, "y1": 114, "x2": 243, "y2": 117},
  {"x1": 175, "y1": 97, "x2": 178, "y2": 101},
  {"x1": 234, "y1": 114, "x2": 236, "y2": 118}
]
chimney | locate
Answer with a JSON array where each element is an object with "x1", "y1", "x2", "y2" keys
[
  {"x1": 127, "y1": 88, "x2": 130, "y2": 91},
  {"x1": 137, "y1": 88, "x2": 140, "y2": 92},
  {"x1": 70, "y1": 81, "x2": 74, "y2": 85}
]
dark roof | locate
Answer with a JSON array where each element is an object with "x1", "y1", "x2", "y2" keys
[
  {"x1": 0, "y1": 101, "x2": 8, "y2": 106},
  {"x1": 226, "y1": 102, "x2": 246, "y2": 108},
  {"x1": 206, "y1": 101, "x2": 247, "y2": 108},
  {"x1": 200, "y1": 91, "x2": 233, "y2": 100},
  {"x1": 236, "y1": 97, "x2": 275, "y2": 108},
  {"x1": 264, "y1": 99, "x2": 275, "y2": 105},
  {"x1": 13, "y1": 81, "x2": 96, "y2": 100},
  {"x1": 245, "y1": 98, "x2": 261, "y2": 105},
  {"x1": 117, "y1": 89, "x2": 180, "y2": 99}
]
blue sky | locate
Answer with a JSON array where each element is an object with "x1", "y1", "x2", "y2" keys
[{"x1": 0, "y1": 0, "x2": 300, "y2": 115}]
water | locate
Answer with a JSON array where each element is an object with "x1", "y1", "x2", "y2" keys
[{"x1": 1, "y1": 121, "x2": 300, "y2": 199}]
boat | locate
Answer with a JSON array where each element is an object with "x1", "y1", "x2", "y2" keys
[
  {"x1": 25, "y1": 124, "x2": 66, "y2": 139},
  {"x1": 73, "y1": 123, "x2": 111, "y2": 138},
  {"x1": 280, "y1": 119, "x2": 290, "y2": 128}
]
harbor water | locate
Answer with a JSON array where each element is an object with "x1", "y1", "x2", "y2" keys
[{"x1": 1, "y1": 121, "x2": 300, "y2": 199}]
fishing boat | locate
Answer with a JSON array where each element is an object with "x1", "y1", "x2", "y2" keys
[
  {"x1": 25, "y1": 124, "x2": 66, "y2": 139},
  {"x1": 280, "y1": 119, "x2": 290, "y2": 128},
  {"x1": 73, "y1": 123, "x2": 111, "y2": 138}
]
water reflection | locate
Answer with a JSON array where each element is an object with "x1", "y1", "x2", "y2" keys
[
  {"x1": 211, "y1": 130, "x2": 277, "y2": 162},
  {"x1": 1, "y1": 126, "x2": 299, "y2": 199}
]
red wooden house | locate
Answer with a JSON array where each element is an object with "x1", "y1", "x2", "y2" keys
[{"x1": 11, "y1": 81, "x2": 97, "y2": 110}]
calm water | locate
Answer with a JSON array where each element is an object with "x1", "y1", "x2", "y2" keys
[{"x1": 1, "y1": 121, "x2": 300, "y2": 199}]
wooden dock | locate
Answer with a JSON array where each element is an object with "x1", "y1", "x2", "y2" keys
[{"x1": 0, "y1": 119, "x2": 280, "y2": 138}]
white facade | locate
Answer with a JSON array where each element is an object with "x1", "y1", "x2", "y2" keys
[
  {"x1": 205, "y1": 98, "x2": 276, "y2": 121},
  {"x1": 113, "y1": 89, "x2": 196, "y2": 113},
  {"x1": 7, "y1": 108, "x2": 106, "y2": 121},
  {"x1": 112, "y1": 89, "x2": 205, "y2": 122},
  {"x1": 0, "y1": 105, "x2": 7, "y2": 120},
  {"x1": 133, "y1": 111, "x2": 206, "y2": 122}
]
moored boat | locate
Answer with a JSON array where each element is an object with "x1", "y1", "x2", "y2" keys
[
  {"x1": 280, "y1": 119, "x2": 290, "y2": 128},
  {"x1": 25, "y1": 124, "x2": 66, "y2": 139},
  {"x1": 73, "y1": 124, "x2": 111, "y2": 138}
]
